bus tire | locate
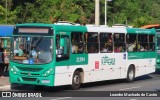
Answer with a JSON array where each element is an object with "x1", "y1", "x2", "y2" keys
[
  {"x1": 126, "y1": 66, "x2": 135, "y2": 82},
  {"x1": 71, "y1": 71, "x2": 81, "y2": 90}
]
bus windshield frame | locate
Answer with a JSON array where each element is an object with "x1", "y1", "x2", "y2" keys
[{"x1": 11, "y1": 36, "x2": 53, "y2": 64}]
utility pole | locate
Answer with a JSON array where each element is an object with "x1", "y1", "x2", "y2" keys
[{"x1": 95, "y1": 0, "x2": 100, "y2": 26}]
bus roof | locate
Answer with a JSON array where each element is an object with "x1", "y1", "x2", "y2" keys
[
  {"x1": 141, "y1": 24, "x2": 160, "y2": 29},
  {"x1": 14, "y1": 23, "x2": 156, "y2": 35},
  {"x1": 53, "y1": 24, "x2": 87, "y2": 32},
  {"x1": 86, "y1": 26, "x2": 126, "y2": 33},
  {"x1": 126, "y1": 28, "x2": 156, "y2": 34},
  {"x1": 15, "y1": 23, "x2": 53, "y2": 27},
  {"x1": 0, "y1": 25, "x2": 14, "y2": 37}
]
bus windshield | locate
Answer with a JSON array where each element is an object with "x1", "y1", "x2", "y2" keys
[{"x1": 11, "y1": 36, "x2": 53, "y2": 64}]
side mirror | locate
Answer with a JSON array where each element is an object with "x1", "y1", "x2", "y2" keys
[{"x1": 56, "y1": 38, "x2": 64, "y2": 57}]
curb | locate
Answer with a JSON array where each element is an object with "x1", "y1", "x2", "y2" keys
[
  {"x1": 0, "y1": 84, "x2": 32, "y2": 91},
  {"x1": 0, "y1": 85, "x2": 11, "y2": 91}
]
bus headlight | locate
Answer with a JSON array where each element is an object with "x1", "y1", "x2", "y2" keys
[
  {"x1": 42, "y1": 68, "x2": 54, "y2": 76},
  {"x1": 157, "y1": 59, "x2": 160, "y2": 63},
  {"x1": 10, "y1": 66, "x2": 18, "y2": 75}
]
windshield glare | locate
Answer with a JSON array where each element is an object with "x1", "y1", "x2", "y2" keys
[{"x1": 11, "y1": 36, "x2": 53, "y2": 64}]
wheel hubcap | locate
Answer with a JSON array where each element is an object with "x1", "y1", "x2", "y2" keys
[
  {"x1": 129, "y1": 70, "x2": 134, "y2": 80},
  {"x1": 73, "y1": 75, "x2": 80, "y2": 85}
]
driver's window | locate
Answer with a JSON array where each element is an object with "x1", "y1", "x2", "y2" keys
[
  {"x1": 13, "y1": 37, "x2": 27, "y2": 57},
  {"x1": 56, "y1": 34, "x2": 70, "y2": 61}
]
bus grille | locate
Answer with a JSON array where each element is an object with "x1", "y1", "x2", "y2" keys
[
  {"x1": 16, "y1": 67, "x2": 43, "y2": 72},
  {"x1": 22, "y1": 77, "x2": 37, "y2": 82},
  {"x1": 20, "y1": 73, "x2": 40, "y2": 76}
]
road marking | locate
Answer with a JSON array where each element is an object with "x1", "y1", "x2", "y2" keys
[
  {"x1": 50, "y1": 97, "x2": 72, "y2": 100},
  {"x1": 119, "y1": 86, "x2": 141, "y2": 91},
  {"x1": 130, "y1": 99, "x2": 137, "y2": 100}
]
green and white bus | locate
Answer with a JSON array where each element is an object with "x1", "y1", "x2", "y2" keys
[
  {"x1": 9, "y1": 23, "x2": 156, "y2": 89},
  {"x1": 141, "y1": 24, "x2": 160, "y2": 70}
]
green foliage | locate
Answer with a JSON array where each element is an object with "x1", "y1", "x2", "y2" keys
[
  {"x1": 106, "y1": 0, "x2": 160, "y2": 27},
  {"x1": 0, "y1": 5, "x2": 5, "y2": 17},
  {"x1": 0, "y1": 0, "x2": 17, "y2": 24},
  {"x1": 133, "y1": 17, "x2": 150, "y2": 27},
  {"x1": 0, "y1": 0, "x2": 160, "y2": 27}
]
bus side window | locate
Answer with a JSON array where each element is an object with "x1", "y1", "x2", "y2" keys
[
  {"x1": 114, "y1": 33, "x2": 125, "y2": 53},
  {"x1": 149, "y1": 35, "x2": 155, "y2": 51},
  {"x1": 126, "y1": 34, "x2": 137, "y2": 52},
  {"x1": 71, "y1": 32, "x2": 84, "y2": 54},
  {"x1": 138, "y1": 34, "x2": 148, "y2": 52},
  {"x1": 84, "y1": 32, "x2": 99, "y2": 53},
  {"x1": 100, "y1": 33, "x2": 113, "y2": 53}
]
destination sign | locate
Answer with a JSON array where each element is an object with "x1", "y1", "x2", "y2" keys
[{"x1": 18, "y1": 28, "x2": 49, "y2": 34}]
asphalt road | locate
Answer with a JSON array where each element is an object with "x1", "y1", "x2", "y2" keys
[{"x1": 1, "y1": 71, "x2": 160, "y2": 100}]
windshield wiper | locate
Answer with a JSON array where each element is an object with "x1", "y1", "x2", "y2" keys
[{"x1": 32, "y1": 36, "x2": 43, "y2": 47}]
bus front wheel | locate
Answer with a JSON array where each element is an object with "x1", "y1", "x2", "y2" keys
[
  {"x1": 126, "y1": 66, "x2": 135, "y2": 82},
  {"x1": 71, "y1": 71, "x2": 81, "y2": 90}
]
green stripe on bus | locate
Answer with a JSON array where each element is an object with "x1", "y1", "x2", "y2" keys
[
  {"x1": 128, "y1": 52, "x2": 156, "y2": 59},
  {"x1": 56, "y1": 54, "x2": 88, "y2": 66},
  {"x1": 126, "y1": 28, "x2": 156, "y2": 34}
]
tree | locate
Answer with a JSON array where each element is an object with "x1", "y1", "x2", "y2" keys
[
  {"x1": 13, "y1": 0, "x2": 54, "y2": 23},
  {"x1": 0, "y1": 5, "x2": 5, "y2": 23},
  {"x1": 0, "y1": 0, "x2": 17, "y2": 24},
  {"x1": 1, "y1": 0, "x2": 160, "y2": 27}
]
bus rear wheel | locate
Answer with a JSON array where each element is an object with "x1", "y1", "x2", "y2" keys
[
  {"x1": 71, "y1": 71, "x2": 81, "y2": 90},
  {"x1": 126, "y1": 66, "x2": 135, "y2": 82}
]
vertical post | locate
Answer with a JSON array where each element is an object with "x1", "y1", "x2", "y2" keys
[
  {"x1": 105, "y1": 0, "x2": 107, "y2": 26},
  {"x1": 126, "y1": 19, "x2": 128, "y2": 26},
  {"x1": 105, "y1": 0, "x2": 112, "y2": 26},
  {"x1": 6, "y1": 0, "x2": 7, "y2": 24},
  {"x1": 95, "y1": 0, "x2": 100, "y2": 26},
  {"x1": 112, "y1": 18, "x2": 114, "y2": 25}
]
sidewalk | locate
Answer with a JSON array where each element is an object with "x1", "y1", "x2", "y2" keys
[{"x1": 0, "y1": 71, "x2": 11, "y2": 91}]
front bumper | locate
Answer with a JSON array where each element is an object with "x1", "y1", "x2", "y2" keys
[{"x1": 9, "y1": 71, "x2": 54, "y2": 86}]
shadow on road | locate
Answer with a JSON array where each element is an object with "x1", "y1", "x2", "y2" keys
[
  {"x1": 11, "y1": 83, "x2": 71, "y2": 92},
  {"x1": 135, "y1": 74, "x2": 152, "y2": 81},
  {"x1": 81, "y1": 74, "x2": 152, "y2": 89},
  {"x1": 154, "y1": 70, "x2": 160, "y2": 74}
]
